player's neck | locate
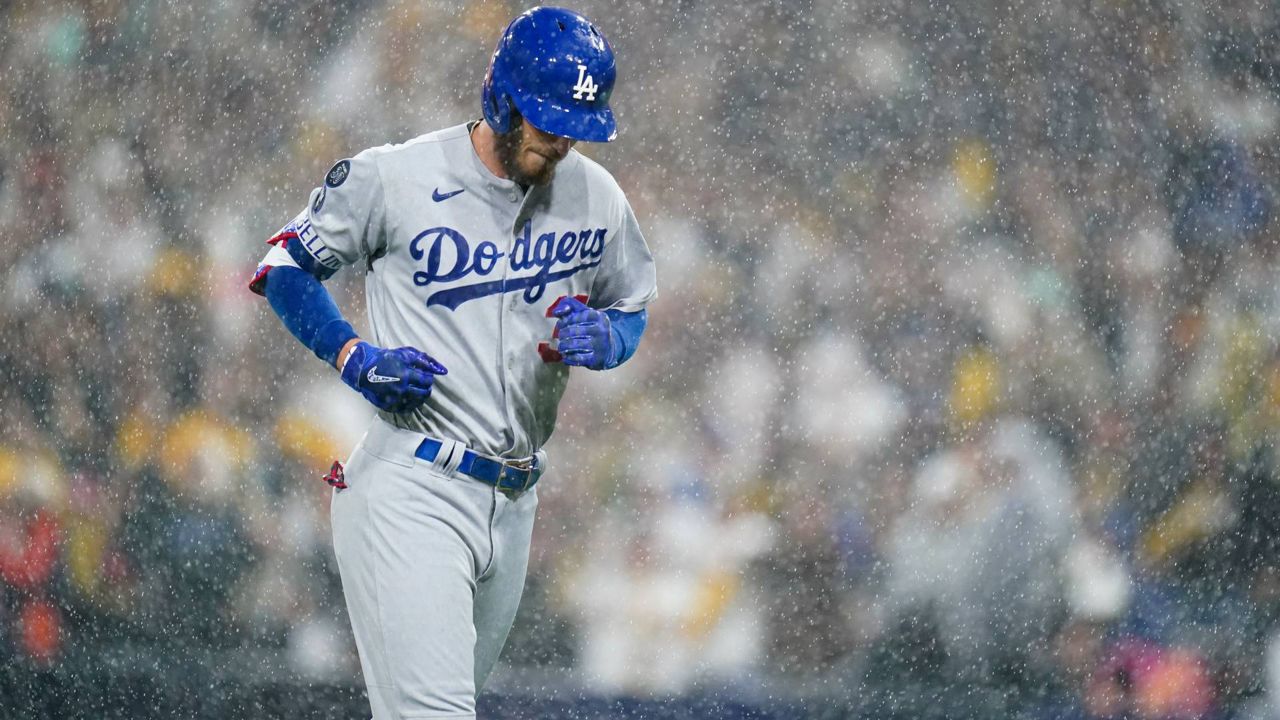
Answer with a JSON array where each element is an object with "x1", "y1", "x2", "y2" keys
[{"x1": 470, "y1": 121, "x2": 510, "y2": 181}]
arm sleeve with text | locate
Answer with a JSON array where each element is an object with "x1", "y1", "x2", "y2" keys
[
  {"x1": 305, "y1": 151, "x2": 388, "y2": 267},
  {"x1": 252, "y1": 150, "x2": 388, "y2": 291}
]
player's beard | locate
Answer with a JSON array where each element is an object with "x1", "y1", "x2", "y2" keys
[{"x1": 495, "y1": 123, "x2": 559, "y2": 187}]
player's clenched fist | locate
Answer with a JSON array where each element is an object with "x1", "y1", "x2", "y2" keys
[
  {"x1": 340, "y1": 342, "x2": 448, "y2": 412},
  {"x1": 552, "y1": 297, "x2": 614, "y2": 370}
]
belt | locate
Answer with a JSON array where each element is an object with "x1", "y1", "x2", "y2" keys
[{"x1": 414, "y1": 437, "x2": 541, "y2": 497}]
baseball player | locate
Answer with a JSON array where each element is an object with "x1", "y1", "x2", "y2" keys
[{"x1": 248, "y1": 7, "x2": 656, "y2": 718}]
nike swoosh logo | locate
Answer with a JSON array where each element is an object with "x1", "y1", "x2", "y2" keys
[
  {"x1": 432, "y1": 187, "x2": 465, "y2": 202},
  {"x1": 367, "y1": 367, "x2": 401, "y2": 384}
]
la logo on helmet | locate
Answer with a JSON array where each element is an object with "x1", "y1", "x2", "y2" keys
[{"x1": 572, "y1": 64, "x2": 598, "y2": 101}]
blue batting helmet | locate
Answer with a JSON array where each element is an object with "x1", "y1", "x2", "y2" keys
[{"x1": 482, "y1": 7, "x2": 617, "y2": 142}]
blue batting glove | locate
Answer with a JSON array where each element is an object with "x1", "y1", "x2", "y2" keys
[
  {"x1": 552, "y1": 297, "x2": 614, "y2": 370},
  {"x1": 340, "y1": 342, "x2": 447, "y2": 413}
]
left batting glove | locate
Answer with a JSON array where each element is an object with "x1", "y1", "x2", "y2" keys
[
  {"x1": 552, "y1": 297, "x2": 615, "y2": 370},
  {"x1": 340, "y1": 342, "x2": 448, "y2": 413}
]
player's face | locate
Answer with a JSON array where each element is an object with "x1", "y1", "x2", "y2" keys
[{"x1": 496, "y1": 119, "x2": 575, "y2": 186}]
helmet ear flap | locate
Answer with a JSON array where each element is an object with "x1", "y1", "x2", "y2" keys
[
  {"x1": 495, "y1": 95, "x2": 516, "y2": 134},
  {"x1": 481, "y1": 70, "x2": 513, "y2": 134},
  {"x1": 486, "y1": 93, "x2": 517, "y2": 134}
]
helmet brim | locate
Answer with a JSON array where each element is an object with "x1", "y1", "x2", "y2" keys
[{"x1": 513, "y1": 93, "x2": 617, "y2": 143}]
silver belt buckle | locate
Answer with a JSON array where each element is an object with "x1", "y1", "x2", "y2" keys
[{"x1": 497, "y1": 456, "x2": 536, "y2": 499}]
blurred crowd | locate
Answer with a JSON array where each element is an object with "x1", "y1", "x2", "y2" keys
[{"x1": 1, "y1": 0, "x2": 1279, "y2": 717}]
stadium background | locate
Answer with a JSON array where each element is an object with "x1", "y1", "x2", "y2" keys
[{"x1": 1, "y1": 0, "x2": 1278, "y2": 718}]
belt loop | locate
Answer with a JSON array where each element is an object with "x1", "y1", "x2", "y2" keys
[{"x1": 435, "y1": 439, "x2": 465, "y2": 475}]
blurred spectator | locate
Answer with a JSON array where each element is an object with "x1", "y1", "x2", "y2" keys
[{"x1": 0, "y1": 442, "x2": 66, "y2": 665}]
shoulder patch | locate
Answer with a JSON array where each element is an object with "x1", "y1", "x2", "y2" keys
[{"x1": 325, "y1": 160, "x2": 351, "y2": 188}]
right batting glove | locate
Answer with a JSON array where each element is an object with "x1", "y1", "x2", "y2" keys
[
  {"x1": 340, "y1": 342, "x2": 448, "y2": 413},
  {"x1": 552, "y1": 297, "x2": 615, "y2": 370}
]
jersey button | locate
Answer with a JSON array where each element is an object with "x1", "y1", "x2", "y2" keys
[{"x1": 508, "y1": 190, "x2": 519, "y2": 202}]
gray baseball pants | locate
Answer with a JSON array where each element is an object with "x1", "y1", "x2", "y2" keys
[{"x1": 330, "y1": 419, "x2": 539, "y2": 719}]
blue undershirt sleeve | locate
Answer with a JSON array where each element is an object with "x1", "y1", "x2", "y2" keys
[
  {"x1": 603, "y1": 308, "x2": 647, "y2": 369},
  {"x1": 263, "y1": 266, "x2": 358, "y2": 367}
]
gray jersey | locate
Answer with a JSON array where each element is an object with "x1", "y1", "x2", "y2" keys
[{"x1": 260, "y1": 123, "x2": 657, "y2": 458}]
